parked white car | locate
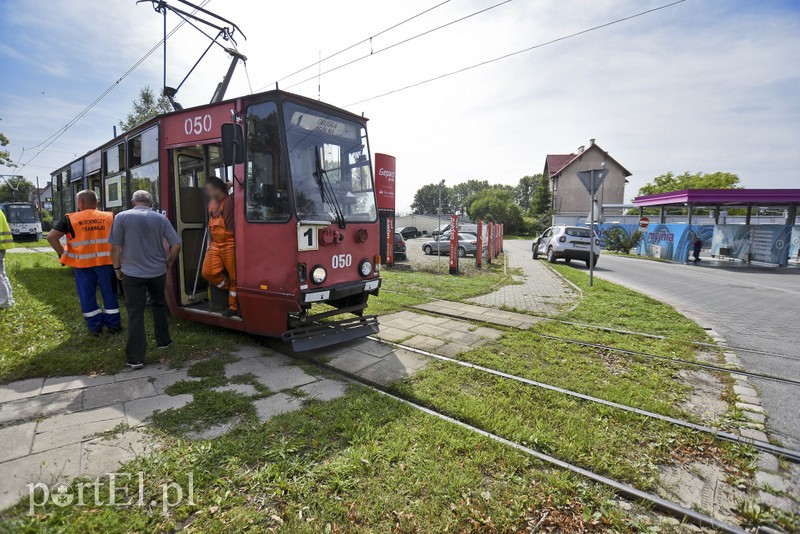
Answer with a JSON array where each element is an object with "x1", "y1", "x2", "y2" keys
[{"x1": 532, "y1": 225, "x2": 600, "y2": 267}]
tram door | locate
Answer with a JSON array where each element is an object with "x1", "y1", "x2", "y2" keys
[{"x1": 172, "y1": 144, "x2": 230, "y2": 310}]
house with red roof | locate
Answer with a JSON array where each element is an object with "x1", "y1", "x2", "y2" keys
[{"x1": 544, "y1": 139, "x2": 631, "y2": 217}]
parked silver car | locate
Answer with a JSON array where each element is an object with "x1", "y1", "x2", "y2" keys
[
  {"x1": 422, "y1": 232, "x2": 479, "y2": 257},
  {"x1": 532, "y1": 225, "x2": 600, "y2": 267}
]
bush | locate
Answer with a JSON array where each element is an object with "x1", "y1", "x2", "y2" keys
[
  {"x1": 605, "y1": 228, "x2": 642, "y2": 254},
  {"x1": 41, "y1": 210, "x2": 53, "y2": 232}
]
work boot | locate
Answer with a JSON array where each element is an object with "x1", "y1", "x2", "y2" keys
[{"x1": 222, "y1": 308, "x2": 240, "y2": 318}]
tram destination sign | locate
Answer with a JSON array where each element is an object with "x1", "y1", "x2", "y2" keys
[{"x1": 289, "y1": 111, "x2": 358, "y2": 140}]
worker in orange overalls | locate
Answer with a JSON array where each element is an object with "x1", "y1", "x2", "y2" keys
[
  {"x1": 47, "y1": 189, "x2": 120, "y2": 335},
  {"x1": 202, "y1": 177, "x2": 238, "y2": 317}
]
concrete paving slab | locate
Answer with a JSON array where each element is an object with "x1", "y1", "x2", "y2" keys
[
  {"x1": 124, "y1": 394, "x2": 193, "y2": 427},
  {"x1": 412, "y1": 323, "x2": 451, "y2": 338},
  {"x1": 436, "y1": 342, "x2": 471, "y2": 358},
  {"x1": 212, "y1": 383, "x2": 260, "y2": 396},
  {"x1": 81, "y1": 429, "x2": 154, "y2": 476},
  {"x1": 403, "y1": 335, "x2": 446, "y2": 352},
  {"x1": 40, "y1": 374, "x2": 115, "y2": 395},
  {"x1": 381, "y1": 317, "x2": 424, "y2": 331},
  {"x1": 151, "y1": 370, "x2": 195, "y2": 395},
  {"x1": 224, "y1": 358, "x2": 271, "y2": 381},
  {"x1": 743, "y1": 411, "x2": 767, "y2": 424},
  {"x1": 256, "y1": 365, "x2": 318, "y2": 392},
  {"x1": 0, "y1": 442, "x2": 82, "y2": 510},
  {"x1": 740, "y1": 428, "x2": 769, "y2": 442},
  {"x1": 324, "y1": 351, "x2": 382, "y2": 375},
  {"x1": 113, "y1": 363, "x2": 175, "y2": 383},
  {"x1": 757, "y1": 453, "x2": 780, "y2": 472},
  {"x1": 0, "y1": 422, "x2": 36, "y2": 462},
  {"x1": 231, "y1": 345, "x2": 270, "y2": 360},
  {"x1": 32, "y1": 417, "x2": 127, "y2": 454},
  {"x1": 84, "y1": 378, "x2": 158, "y2": 410},
  {"x1": 0, "y1": 389, "x2": 83, "y2": 425},
  {"x1": 36, "y1": 404, "x2": 125, "y2": 433},
  {"x1": 738, "y1": 394, "x2": 761, "y2": 406},
  {"x1": 736, "y1": 402, "x2": 765, "y2": 414},
  {"x1": 300, "y1": 379, "x2": 347, "y2": 402},
  {"x1": 472, "y1": 326, "x2": 504, "y2": 340},
  {"x1": 758, "y1": 491, "x2": 799, "y2": 515},
  {"x1": 186, "y1": 417, "x2": 242, "y2": 441},
  {"x1": 0, "y1": 378, "x2": 43, "y2": 404},
  {"x1": 373, "y1": 326, "x2": 411, "y2": 343},
  {"x1": 352, "y1": 339, "x2": 396, "y2": 358},
  {"x1": 755, "y1": 471, "x2": 788, "y2": 493},
  {"x1": 357, "y1": 349, "x2": 429, "y2": 386},
  {"x1": 441, "y1": 331, "x2": 487, "y2": 346},
  {"x1": 436, "y1": 319, "x2": 475, "y2": 333},
  {"x1": 253, "y1": 393, "x2": 303, "y2": 423}
]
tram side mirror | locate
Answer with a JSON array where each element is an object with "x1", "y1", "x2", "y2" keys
[{"x1": 221, "y1": 123, "x2": 244, "y2": 165}]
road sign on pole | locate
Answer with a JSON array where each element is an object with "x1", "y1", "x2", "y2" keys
[
  {"x1": 639, "y1": 216, "x2": 650, "y2": 229},
  {"x1": 576, "y1": 169, "x2": 609, "y2": 288}
]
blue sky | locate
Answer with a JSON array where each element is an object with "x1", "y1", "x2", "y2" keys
[{"x1": 1, "y1": 0, "x2": 799, "y2": 210}]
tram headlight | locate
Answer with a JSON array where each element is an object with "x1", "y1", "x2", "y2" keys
[
  {"x1": 311, "y1": 265, "x2": 327, "y2": 285},
  {"x1": 358, "y1": 259, "x2": 373, "y2": 277}
]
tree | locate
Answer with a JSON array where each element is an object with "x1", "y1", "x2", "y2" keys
[
  {"x1": 637, "y1": 171, "x2": 740, "y2": 197},
  {"x1": 0, "y1": 132, "x2": 13, "y2": 168},
  {"x1": 451, "y1": 179, "x2": 490, "y2": 215},
  {"x1": 465, "y1": 188, "x2": 524, "y2": 234},
  {"x1": 515, "y1": 175, "x2": 537, "y2": 213},
  {"x1": 119, "y1": 86, "x2": 173, "y2": 131},
  {"x1": 411, "y1": 183, "x2": 452, "y2": 215},
  {"x1": 605, "y1": 228, "x2": 643, "y2": 254},
  {"x1": 530, "y1": 174, "x2": 552, "y2": 216},
  {"x1": 0, "y1": 176, "x2": 35, "y2": 203}
]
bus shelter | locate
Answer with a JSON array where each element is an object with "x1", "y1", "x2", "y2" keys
[{"x1": 600, "y1": 189, "x2": 800, "y2": 266}]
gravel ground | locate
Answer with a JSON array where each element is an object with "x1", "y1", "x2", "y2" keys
[{"x1": 396, "y1": 236, "x2": 485, "y2": 272}]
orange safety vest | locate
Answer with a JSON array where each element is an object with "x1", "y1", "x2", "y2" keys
[
  {"x1": 61, "y1": 209, "x2": 114, "y2": 268},
  {"x1": 208, "y1": 197, "x2": 234, "y2": 243}
]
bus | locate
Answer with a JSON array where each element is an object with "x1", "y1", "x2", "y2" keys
[
  {"x1": 0, "y1": 202, "x2": 42, "y2": 241},
  {"x1": 50, "y1": 89, "x2": 381, "y2": 350}
]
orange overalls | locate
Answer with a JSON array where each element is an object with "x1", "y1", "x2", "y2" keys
[{"x1": 202, "y1": 196, "x2": 237, "y2": 312}]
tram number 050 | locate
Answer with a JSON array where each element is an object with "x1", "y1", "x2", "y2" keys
[
  {"x1": 184, "y1": 114, "x2": 213, "y2": 136},
  {"x1": 331, "y1": 254, "x2": 352, "y2": 269}
]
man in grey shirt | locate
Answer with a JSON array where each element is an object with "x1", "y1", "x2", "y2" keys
[{"x1": 109, "y1": 190, "x2": 182, "y2": 369}]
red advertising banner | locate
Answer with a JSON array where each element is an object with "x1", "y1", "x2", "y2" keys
[
  {"x1": 374, "y1": 153, "x2": 396, "y2": 214},
  {"x1": 449, "y1": 215, "x2": 459, "y2": 275},
  {"x1": 385, "y1": 216, "x2": 394, "y2": 266},
  {"x1": 476, "y1": 220, "x2": 483, "y2": 268}
]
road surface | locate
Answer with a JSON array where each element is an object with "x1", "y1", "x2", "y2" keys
[{"x1": 504, "y1": 240, "x2": 800, "y2": 450}]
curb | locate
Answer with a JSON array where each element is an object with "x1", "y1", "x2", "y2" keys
[{"x1": 704, "y1": 329, "x2": 798, "y2": 516}]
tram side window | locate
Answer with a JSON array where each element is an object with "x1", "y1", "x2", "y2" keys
[
  {"x1": 104, "y1": 144, "x2": 128, "y2": 214},
  {"x1": 245, "y1": 102, "x2": 288, "y2": 222},
  {"x1": 62, "y1": 171, "x2": 74, "y2": 214},
  {"x1": 52, "y1": 175, "x2": 63, "y2": 221},
  {"x1": 129, "y1": 128, "x2": 159, "y2": 210}
]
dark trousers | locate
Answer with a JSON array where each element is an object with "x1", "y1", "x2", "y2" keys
[{"x1": 121, "y1": 274, "x2": 171, "y2": 364}]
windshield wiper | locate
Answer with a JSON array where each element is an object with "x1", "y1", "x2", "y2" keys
[{"x1": 313, "y1": 146, "x2": 347, "y2": 229}]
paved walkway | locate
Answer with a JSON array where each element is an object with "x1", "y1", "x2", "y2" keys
[
  {"x1": 0, "y1": 345, "x2": 347, "y2": 510},
  {"x1": 467, "y1": 240, "x2": 577, "y2": 314},
  {"x1": 0, "y1": 309, "x2": 505, "y2": 512}
]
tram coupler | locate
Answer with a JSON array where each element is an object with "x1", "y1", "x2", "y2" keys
[{"x1": 282, "y1": 316, "x2": 379, "y2": 352}]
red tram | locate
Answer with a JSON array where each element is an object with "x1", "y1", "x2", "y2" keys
[{"x1": 50, "y1": 90, "x2": 382, "y2": 350}]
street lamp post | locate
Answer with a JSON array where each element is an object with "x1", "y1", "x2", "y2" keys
[{"x1": 438, "y1": 179, "x2": 445, "y2": 271}]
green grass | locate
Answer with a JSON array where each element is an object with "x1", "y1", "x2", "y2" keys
[
  {"x1": 1, "y1": 249, "x2": 774, "y2": 532},
  {"x1": 8, "y1": 238, "x2": 49, "y2": 248},
  {"x1": 369, "y1": 259, "x2": 514, "y2": 315},
  {"x1": 3, "y1": 388, "x2": 649, "y2": 533},
  {"x1": 0, "y1": 253, "x2": 243, "y2": 383}
]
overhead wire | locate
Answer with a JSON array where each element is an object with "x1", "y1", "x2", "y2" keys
[
  {"x1": 256, "y1": 0, "x2": 454, "y2": 92},
  {"x1": 347, "y1": 0, "x2": 688, "y2": 107},
  {"x1": 282, "y1": 0, "x2": 513, "y2": 92},
  {"x1": 14, "y1": 0, "x2": 214, "y2": 173}
]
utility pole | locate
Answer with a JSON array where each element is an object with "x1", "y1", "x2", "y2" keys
[{"x1": 35, "y1": 176, "x2": 43, "y2": 222}]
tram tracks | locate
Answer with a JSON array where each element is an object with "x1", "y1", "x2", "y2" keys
[
  {"x1": 282, "y1": 339, "x2": 753, "y2": 533},
  {"x1": 367, "y1": 336, "x2": 800, "y2": 464}
]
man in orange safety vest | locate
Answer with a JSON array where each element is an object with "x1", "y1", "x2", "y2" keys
[{"x1": 47, "y1": 190, "x2": 121, "y2": 335}]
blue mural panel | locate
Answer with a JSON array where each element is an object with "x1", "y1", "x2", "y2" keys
[
  {"x1": 712, "y1": 225, "x2": 792, "y2": 266},
  {"x1": 790, "y1": 226, "x2": 800, "y2": 262}
]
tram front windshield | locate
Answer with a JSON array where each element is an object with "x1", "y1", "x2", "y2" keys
[
  {"x1": 284, "y1": 102, "x2": 377, "y2": 223},
  {"x1": 6, "y1": 204, "x2": 36, "y2": 224}
]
